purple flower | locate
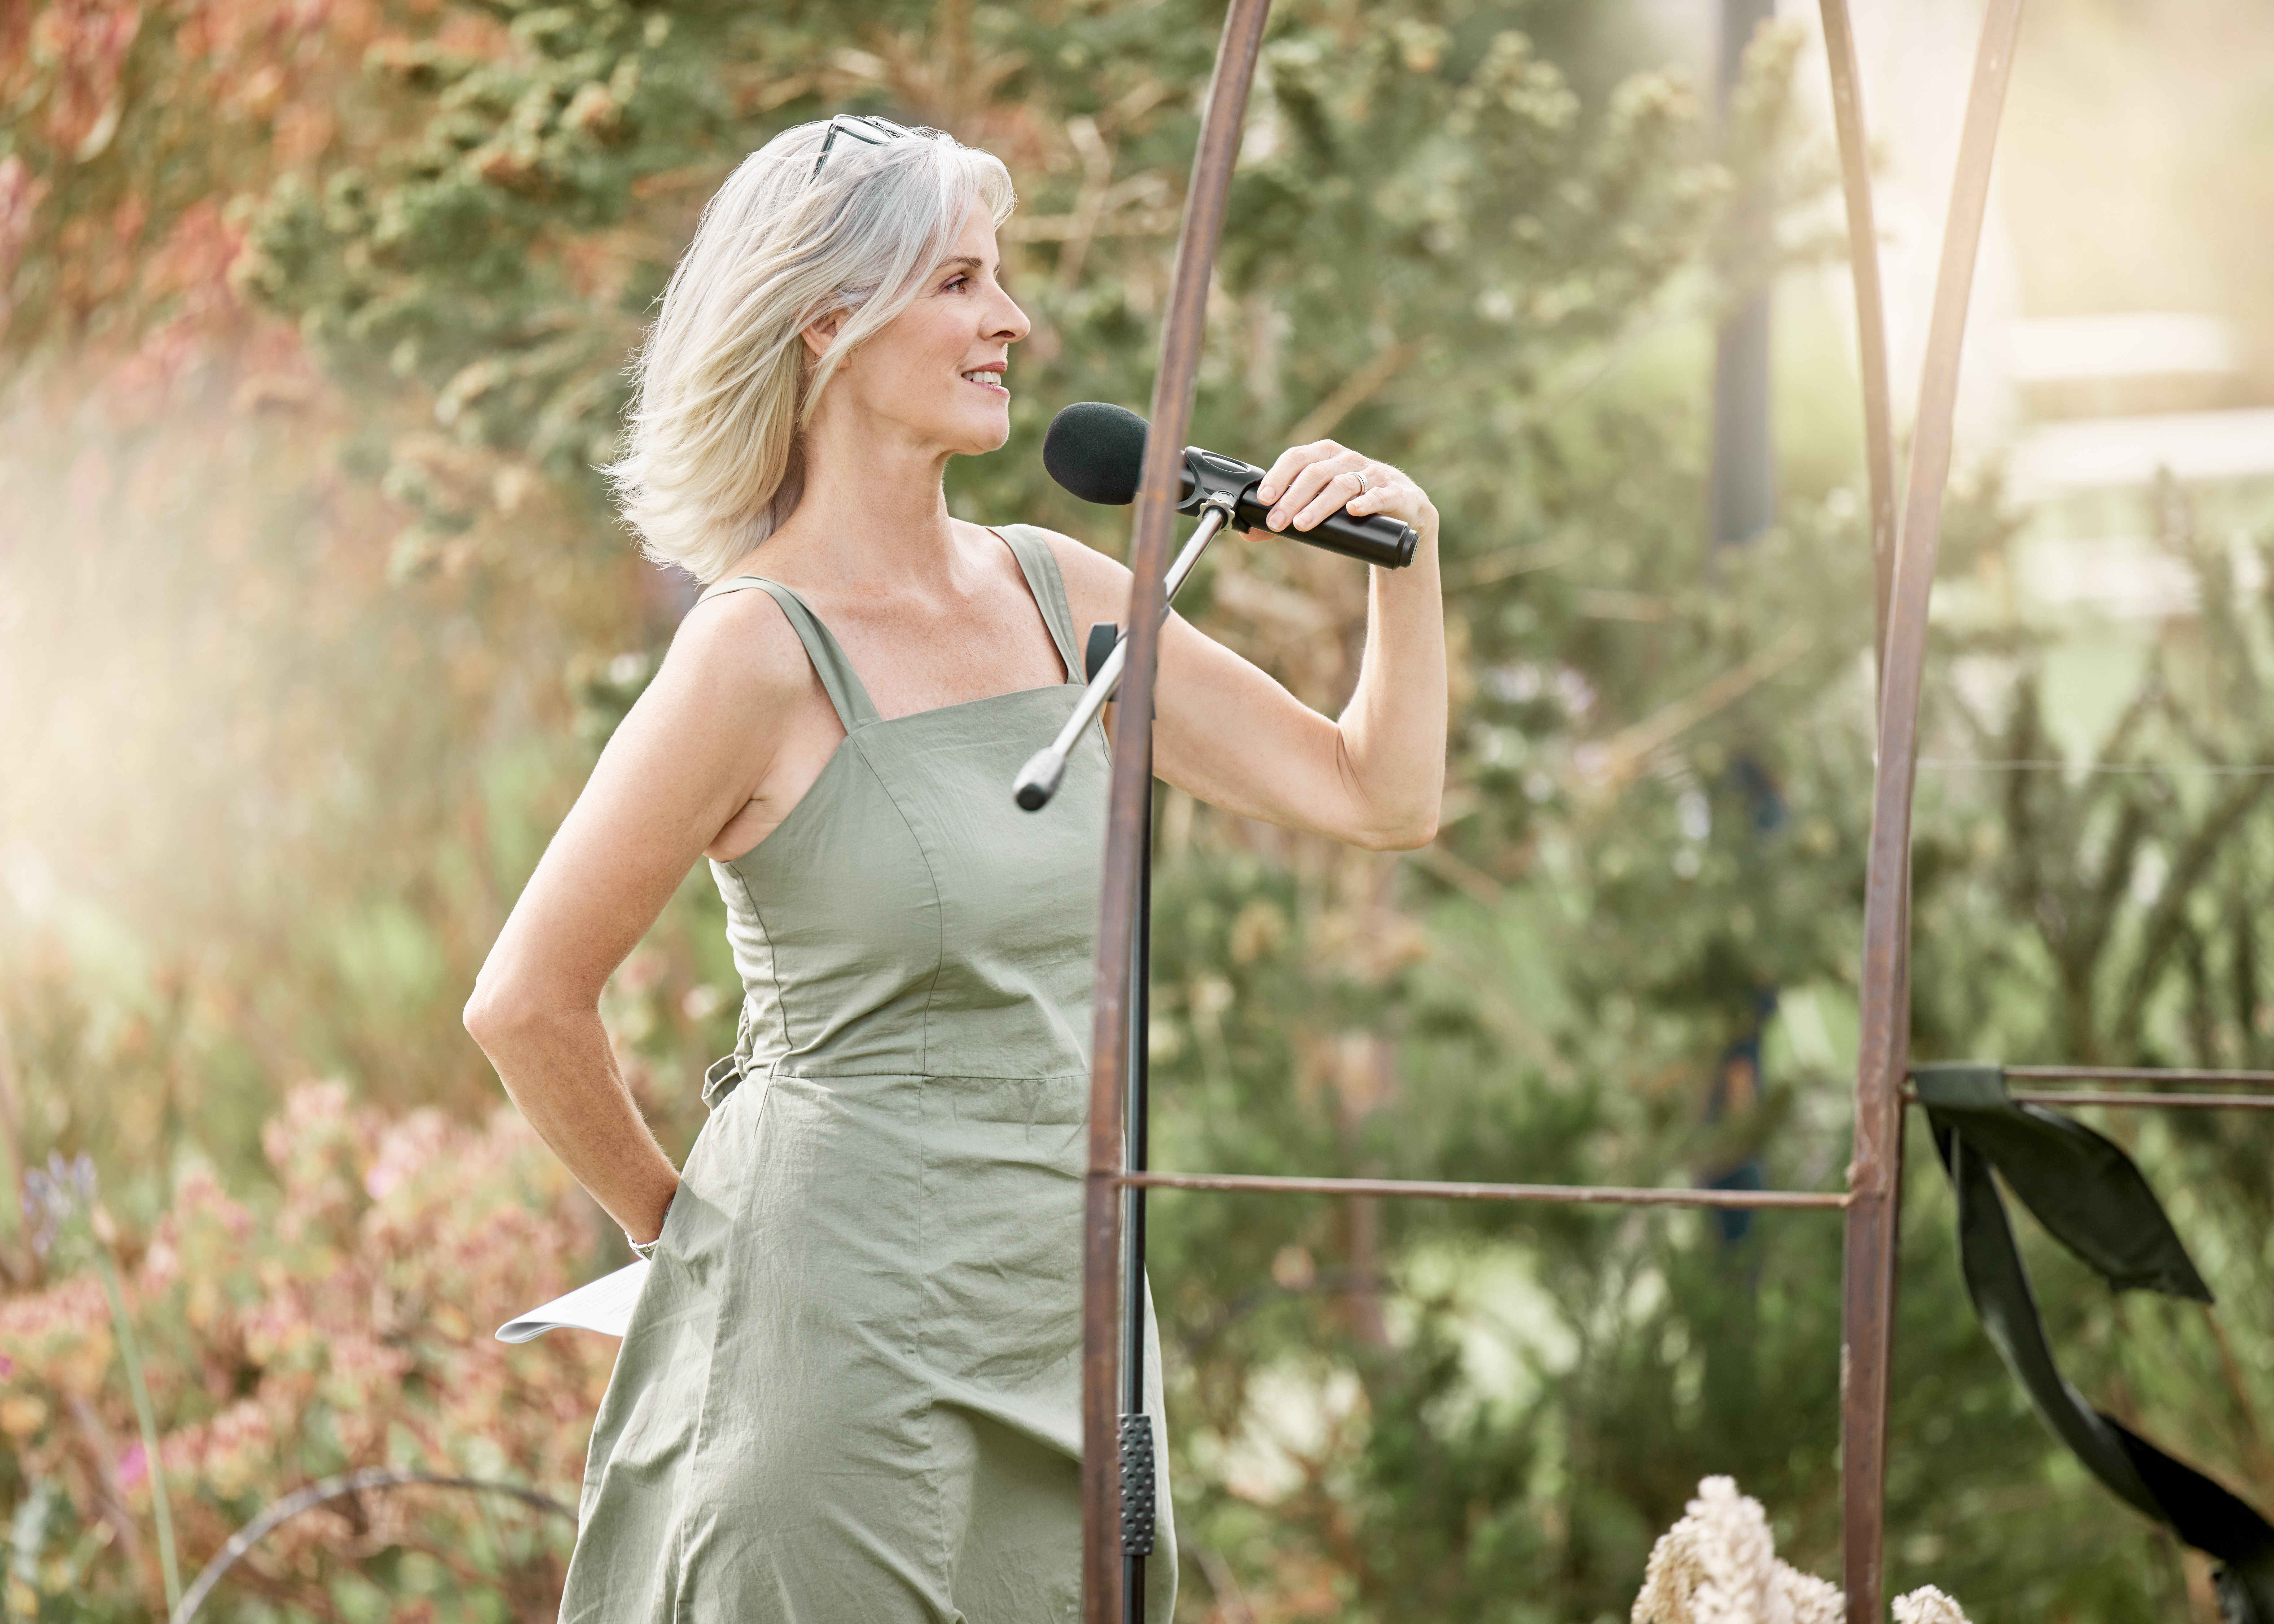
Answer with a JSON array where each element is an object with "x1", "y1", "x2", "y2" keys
[{"x1": 21, "y1": 1151, "x2": 97, "y2": 1259}]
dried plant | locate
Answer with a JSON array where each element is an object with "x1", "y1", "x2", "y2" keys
[
  {"x1": 1632, "y1": 1476, "x2": 1844, "y2": 1624},
  {"x1": 1891, "y1": 1585, "x2": 1973, "y2": 1624},
  {"x1": 1633, "y1": 1478, "x2": 1976, "y2": 1624}
]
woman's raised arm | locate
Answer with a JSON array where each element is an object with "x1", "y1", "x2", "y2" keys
[{"x1": 1048, "y1": 438, "x2": 1447, "y2": 851}]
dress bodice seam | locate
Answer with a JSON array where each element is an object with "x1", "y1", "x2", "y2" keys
[
  {"x1": 844, "y1": 734, "x2": 951, "y2": 1078},
  {"x1": 721, "y1": 863, "x2": 796, "y2": 1071}
]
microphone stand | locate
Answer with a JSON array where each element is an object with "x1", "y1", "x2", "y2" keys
[
  {"x1": 1013, "y1": 498, "x2": 1236, "y2": 811},
  {"x1": 1120, "y1": 730, "x2": 1153, "y2": 1622},
  {"x1": 1015, "y1": 495, "x2": 1238, "y2": 1624}
]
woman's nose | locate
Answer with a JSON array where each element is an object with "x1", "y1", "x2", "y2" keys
[{"x1": 994, "y1": 292, "x2": 1031, "y2": 344}]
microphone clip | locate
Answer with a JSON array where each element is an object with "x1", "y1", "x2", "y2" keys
[{"x1": 1176, "y1": 448, "x2": 1264, "y2": 521}]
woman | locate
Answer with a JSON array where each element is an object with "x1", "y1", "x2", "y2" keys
[{"x1": 464, "y1": 115, "x2": 1445, "y2": 1622}]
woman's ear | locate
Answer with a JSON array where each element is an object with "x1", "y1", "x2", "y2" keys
[{"x1": 801, "y1": 309, "x2": 846, "y2": 360}]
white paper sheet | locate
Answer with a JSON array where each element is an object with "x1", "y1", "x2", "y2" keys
[{"x1": 495, "y1": 1259, "x2": 650, "y2": 1342}]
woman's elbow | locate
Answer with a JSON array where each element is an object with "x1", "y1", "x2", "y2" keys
[
  {"x1": 1328, "y1": 741, "x2": 1441, "y2": 851},
  {"x1": 462, "y1": 983, "x2": 506, "y2": 1051},
  {"x1": 463, "y1": 972, "x2": 544, "y2": 1053},
  {"x1": 1348, "y1": 801, "x2": 1440, "y2": 852}
]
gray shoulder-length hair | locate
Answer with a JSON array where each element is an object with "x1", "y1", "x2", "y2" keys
[{"x1": 606, "y1": 120, "x2": 1016, "y2": 584}]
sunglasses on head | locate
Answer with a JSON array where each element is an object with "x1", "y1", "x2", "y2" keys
[{"x1": 811, "y1": 114, "x2": 917, "y2": 181}]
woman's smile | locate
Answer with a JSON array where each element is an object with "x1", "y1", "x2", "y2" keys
[{"x1": 959, "y1": 363, "x2": 1008, "y2": 395}]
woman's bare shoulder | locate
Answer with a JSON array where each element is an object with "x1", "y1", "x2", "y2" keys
[
  {"x1": 650, "y1": 581, "x2": 817, "y2": 725},
  {"x1": 1024, "y1": 525, "x2": 1132, "y2": 627},
  {"x1": 1024, "y1": 525, "x2": 1130, "y2": 582},
  {"x1": 549, "y1": 580, "x2": 823, "y2": 872}
]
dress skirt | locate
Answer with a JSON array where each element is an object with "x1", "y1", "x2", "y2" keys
[{"x1": 559, "y1": 1066, "x2": 1174, "y2": 1622}]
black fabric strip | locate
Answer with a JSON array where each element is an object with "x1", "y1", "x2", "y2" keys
[
  {"x1": 1932, "y1": 1124, "x2": 2160, "y2": 1517},
  {"x1": 1915, "y1": 1062, "x2": 2209, "y2": 1300},
  {"x1": 1915, "y1": 1063, "x2": 2274, "y2": 1623}
]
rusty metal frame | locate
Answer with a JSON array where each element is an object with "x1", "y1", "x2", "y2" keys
[
  {"x1": 2005, "y1": 1064, "x2": 2274, "y2": 1085},
  {"x1": 1815, "y1": 7, "x2": 1911, "y2": 1613},
  {"x1": 1077, "y1": 2, "x2": 2036, "y2": 1621},
  {"x1": 1124, "y1": 1172, "x2": 1849, "y2": 1208},
  {"x1": 1998, "y1": 1091, "x2": 2274, "y2": 1111},
  {"x1": 1817, "y1": 0, "x2": 1898, "y2": 668},
  {"x1": 1082, "y1": 2, "x2": 1274, "y2": 1615},
  {"x1": 1837, "y1": 2, "x2": 2023, "y2": 1617},
  {"x1": 1913, "y1": 1066, "x2": 2274, "y2": 1113}
]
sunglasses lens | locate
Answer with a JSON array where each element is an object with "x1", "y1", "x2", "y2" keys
[{"x1": 813, "y1": 115, "x2": 913, "y2": 179}]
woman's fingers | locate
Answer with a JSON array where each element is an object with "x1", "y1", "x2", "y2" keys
[
  {"x1": 1284, "y1": 464, "x2": 1373, "y2": 533},
  {"x1": 1256, "y1": 441, "x2": 1362, "y2": 531},
  {"x1": 1248, "y1": 440, "x2": 1437, "y2": 543},
  {"x1": 1254, "y1": 439, "x2": 1339, "y2": 506},
  {"x1": 1255, "y1": 441, "x2": 1351, "y2": 514}
]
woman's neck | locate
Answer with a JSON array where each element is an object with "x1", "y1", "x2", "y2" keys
[{"x1": 761, "y1": 414, "x2": 960, "y2": 595}]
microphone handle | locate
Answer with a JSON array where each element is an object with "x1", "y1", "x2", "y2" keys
[
  {"x1": 1176, "y1": 449, "x2": 1417, "y2": 568},
  {"x1": 1233, "y1": 487, "x2": 1417, "y2": 569}
]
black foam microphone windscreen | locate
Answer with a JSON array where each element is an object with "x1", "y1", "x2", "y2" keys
[{"x1": 1042, "y1": 401, "x2": 1149, "y2": 506}]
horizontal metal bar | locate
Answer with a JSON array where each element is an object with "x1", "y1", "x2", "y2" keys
[
  {"x1": 2007, "y1": 1090, "x2": 2274, "y2": 1111},
  {"x1": 1119, "y1": 1171, "x2": 1849, "y2": 1210},
  {"x1": 2000, "y1": 1064, "x2": 2274, "y2": 1086},
  {"x1": 1905, "y1": 1087, "x2": 2274, "y2": 1111},
  {"x1": 1917, "y1": 759, "x2": 2274, "y2": 777}
]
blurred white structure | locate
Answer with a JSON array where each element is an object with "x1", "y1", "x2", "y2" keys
[
  {"x1": 1780, "y1": 0, "x2": 2273, "y2": 626},
  {"x1": 1648, "y1": 0, "x2": 2274, "y2": 631},
  {"x1": 2011, "y1": 406, "x2": 2274, "y2": 500},
  {"x1": 2005, "y1": 313, "x2": 2241, "y2": 389}
]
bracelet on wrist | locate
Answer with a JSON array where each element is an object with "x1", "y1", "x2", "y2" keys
[{"x1": 627, "y1": 1188, "x2": 675, "y2": 1261}]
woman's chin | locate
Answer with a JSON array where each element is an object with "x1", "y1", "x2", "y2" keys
[
  {"x1": 876, "y1": 395, "x2": 1010, "y2": 459},
  {"x1": 943, "y1": 411, "x2": 1012, "y2": 456}
]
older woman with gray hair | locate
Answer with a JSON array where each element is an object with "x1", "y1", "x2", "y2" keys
[{"x1": 464, "y1": 114, "x2": 1445, "y2": 1621}]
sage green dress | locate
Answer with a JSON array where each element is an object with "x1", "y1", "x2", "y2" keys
[{"x1": 560, "y1": 527, "x2": 1175, "y2": 1623}]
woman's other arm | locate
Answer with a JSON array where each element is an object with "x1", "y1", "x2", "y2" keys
[
  {"x1": 1049, "y1": 440, "x2": 1447, "y2": 851},
  {"x1": 462, "y1": 595, "x2": 813, "y2": 1243}
]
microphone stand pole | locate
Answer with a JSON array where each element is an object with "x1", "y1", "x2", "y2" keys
[
  {"x1": 1012, "y1": 499, "x2": 1235, "y2": 811},
  {"x1": 1012, "y1": 496, "x2": 1237, "y2": 1624},
  {"x1": 1120, "y1": 731, "x2": 1153, "y2": 1623}
]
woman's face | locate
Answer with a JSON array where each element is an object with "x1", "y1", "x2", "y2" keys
[{"x1": 822, "y1": 204, "x2": 1030, "y2": 459}]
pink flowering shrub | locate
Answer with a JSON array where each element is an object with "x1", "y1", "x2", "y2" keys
[{"x1": 0, "y1": 1082, "x2": 615, "y2": 1620}]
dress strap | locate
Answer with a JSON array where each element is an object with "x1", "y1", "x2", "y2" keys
[
  {"x1": 696, "y1": 576, "x2": 882, "y2": 731},
  {"x1": 992, "y1": 525, "x2": 1085, "y2": 685}
]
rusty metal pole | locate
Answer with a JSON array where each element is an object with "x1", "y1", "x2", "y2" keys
[
  {"x1": 1816, "y1": 2, "x2": 1910, "y2": 1608},
  {"x1": 1082, "y1": 4, "x2": 1273, "y2": 1620},
  {"x1": 1816, "y1": 0, "x2": 1898, "y2": 667},
  {"x1": 1838, "y1": 4, "x2": 2023, "y2": 1621}
]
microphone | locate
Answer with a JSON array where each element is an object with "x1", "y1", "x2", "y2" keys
[{"x1": 1041, "y1": 402, "x2": 1418, "y2": 569}]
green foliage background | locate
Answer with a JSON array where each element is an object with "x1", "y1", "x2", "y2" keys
[{"x1": 2, "y1": 0, "x2": 2271, "y2": 1619}]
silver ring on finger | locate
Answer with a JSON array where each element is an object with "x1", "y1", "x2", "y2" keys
[{"x1": 1350, "y1": 469, "x2": 1370, "y2": 493}]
